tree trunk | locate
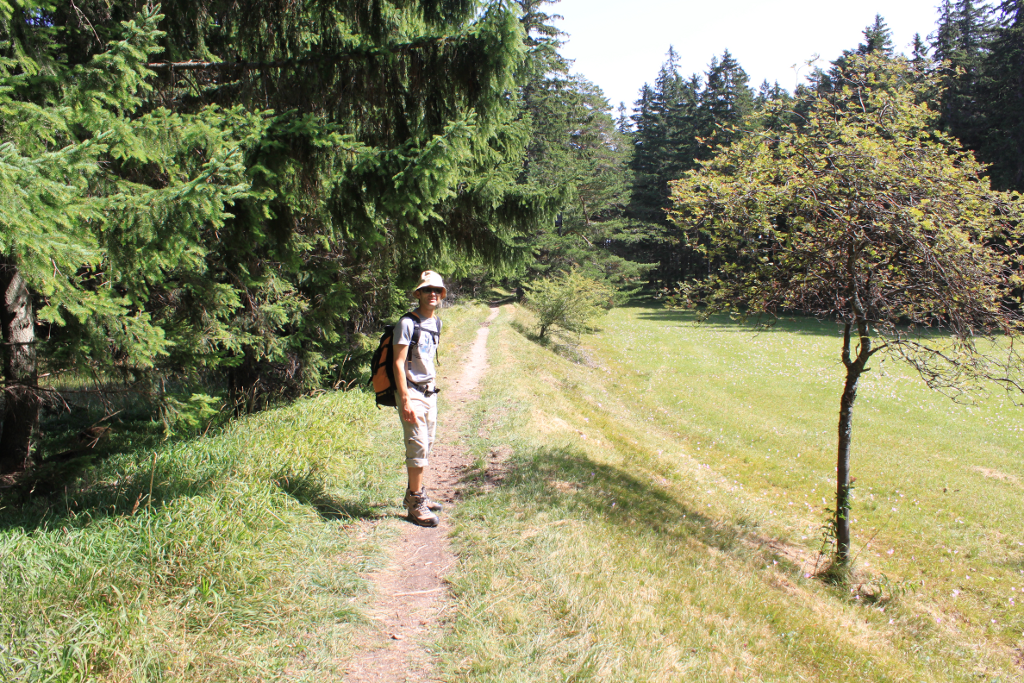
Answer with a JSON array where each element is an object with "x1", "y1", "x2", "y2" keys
[
  {"x1": 228, "y1": 349, "x2": 261, "y2": 416},
  {"x1": 0, "y1": 262, "x2": 39, "y2": 474},
  {"x1": 835, "y1": 318, "x2": 871, "y2": 565},
  {"x1": 836, "y1": 343, "x2": 859, "y2": 565},
  {"x1": 832, "y1": 241, "x2": 878, "y2": 567}
]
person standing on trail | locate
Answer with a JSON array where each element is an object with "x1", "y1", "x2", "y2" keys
[{"x1": 393, "y1": 271, "x2": 446, "y2": 527}]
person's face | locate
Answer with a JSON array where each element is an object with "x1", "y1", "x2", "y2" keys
[{"x1": 416, "y1": 286, "x2": 444, "y2": 305}]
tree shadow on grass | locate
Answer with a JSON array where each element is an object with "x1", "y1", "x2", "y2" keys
[
  {"x1": 272, "y1": 466, "x2": 388, "y2": 521},
  {"x1": 0, "y1": 458, "x2": 221, "y2": 533},
  {"x1": 465, "y1": 443, "x2": 799, "y2": 570},
  {"x1": 632, "y1": 305, "x2": 955, "y2": 348},
  {"x1": 0, "y1": 442, "x2": 390, "y2": 534},
  {"x1": 509, "y1": 320, "x2": 594, "y2": 366},
  {"x1": 0, "y1": 407, "x2": 210, "y2": 531},
  {"x1": 0, "y1": 460, "x2": 389, "y2": 534},
  {"x1": 632, "y1": 305, "x2": 843, "y2": 339},
  {"x1": 1000, "y1": 553, "x2": 1024, "y2": 574},
  {"x1": 486, "y1": 295, "x2": 518, "y2": 307}
]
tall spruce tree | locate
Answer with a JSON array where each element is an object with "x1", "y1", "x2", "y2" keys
[
  {"x1": 809, "y1": 14, "x2": 897, "y2": 96},
  {"x1": 932, "y1": 0, "x2": 995, "y2": 151},
  {"x1": 979, "y1": 0, "x2": 1024, "y2": 191},
  {"x1": 754, "y1": 79, "x2": 796, "y2": 132},
  {"x1": 1, "y1": 0, "x2": 544, "y2": 470},
  {"x1": 858, "y1": 14, "x2": 897, "y2": 55},
  {"x1": 514, "y1": 0, "x2": 644, "y2": 289},
  {"x1": 627, "y1": 48, "x2": 756, "y2": 285},
  {"x1": 911, "y1": 32, "x2": 930, "y2": 66},
  {"x1": 696, "y1": 49, "x2": 754, "y2": 159},
  {"x1": 629, "y1": 48, "x2": 700, "y2": 227},
  {"x1": 0, "y1": 3, "x2": 253, "y2": 471}
]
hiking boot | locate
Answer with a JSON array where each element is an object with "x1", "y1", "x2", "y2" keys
[
  {"x1": 404, "y1": 487, "x2": 443, "y2": 512},
  {"x1": 405, "y1": 489, "x2": 440, "y2": 527}
]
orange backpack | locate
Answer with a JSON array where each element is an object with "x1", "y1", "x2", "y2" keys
[{"x1": 368, "y1": 312, "x2": 441, "y2": 407}]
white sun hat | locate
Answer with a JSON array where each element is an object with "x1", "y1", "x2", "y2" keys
[{"x1": 412, "y1": 270, "x2": 447, "y2": 298}]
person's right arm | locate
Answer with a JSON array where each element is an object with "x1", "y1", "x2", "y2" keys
[{"x1": 393, "y1": 342, "x2": 417, "y2": 424}]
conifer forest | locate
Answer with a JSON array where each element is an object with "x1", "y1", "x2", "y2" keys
[{"x1": 1, "y1": 0, "x2": 1023, "y2": 477}]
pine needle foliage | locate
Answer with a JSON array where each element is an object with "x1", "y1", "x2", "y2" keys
[
  {"x1": 513, "y1": 1, "x2": 648, "y2": 293},
  {"x1": 132, "y1": 0, "x2": 546, "y2": 393},
  {"x1": 1, "y1": 3, "x2": 256, "y2": 469},
  {"x1": 1, "y1": 1, "x2": 547, "y2": 469}
]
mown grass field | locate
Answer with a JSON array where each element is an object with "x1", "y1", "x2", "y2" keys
[
  {"x1": 442, "y1": 303, "x2": 1024, "y2": 682},
  {"x1": 0, "y1": 302, "x2": 493, "y2": 682}
]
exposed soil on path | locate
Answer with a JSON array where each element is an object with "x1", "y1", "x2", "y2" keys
[{"x1": 341, "y1": 306, "x2": 501, "y2": 683}]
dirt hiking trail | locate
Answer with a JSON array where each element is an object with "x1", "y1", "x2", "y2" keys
[{"x1": 341, "y1": 305, "x2": 501, "y2": 682}]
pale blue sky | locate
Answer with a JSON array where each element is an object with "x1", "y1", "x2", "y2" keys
[{"x1": 551, "y1": 0, "x2": 946, "y2": 110}]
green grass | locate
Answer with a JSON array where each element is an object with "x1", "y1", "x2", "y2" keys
[
  {"x1": 5, "y1": 299, "x2": 1021, "y2": 681},
  {"x1": 0, "y1": 301, "x2": 492, "y2": 682},
  {"x1": 441, "y1": 303, "x2": 1024, "y2": 682},
  {"x1": 1, "y1": 391, "x2": 397, "y2": 682}
]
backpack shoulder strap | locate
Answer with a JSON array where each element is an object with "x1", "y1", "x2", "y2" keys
[
  {"x1": 398, "y1": 311, "x2": 422, "y2": 351},
  {"x1": 434, "y1": 317, "x2": 442, "y2": 366}
]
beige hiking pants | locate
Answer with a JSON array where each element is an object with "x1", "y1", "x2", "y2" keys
[{"x1": 401, "y1": 385, "x2": 437, "y2": 468}]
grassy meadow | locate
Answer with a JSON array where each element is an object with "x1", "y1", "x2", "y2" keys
[
  {"x1": 2, "y1": 297, "x2": 1021, "y2": 681},
  {"x1": 0, "y1": 303, "x2": 493, "y2": 682},
  {"x1": 442, "y1": 303, "x2": 1024, "y2": 682}
]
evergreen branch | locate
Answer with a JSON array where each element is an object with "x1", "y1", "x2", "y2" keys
[{"x1": 144, "y1": 35, "x2": 461, "y2": 73}]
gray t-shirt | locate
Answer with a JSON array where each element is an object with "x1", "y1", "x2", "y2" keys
[{"x1": 394, "y1": 314, "x2": 439, "y2": 386}]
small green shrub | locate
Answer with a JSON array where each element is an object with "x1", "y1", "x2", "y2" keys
[
  {"x1": 159, "y1": 392, "x2": 222, "y2": 436},
  {"x1": 524, "y1": 269, "x2": 617, "y2": 340}
]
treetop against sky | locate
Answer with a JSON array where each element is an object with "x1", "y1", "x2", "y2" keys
[{"x1": 553, "y1": 0, "x2": 945, "y2": 108}]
